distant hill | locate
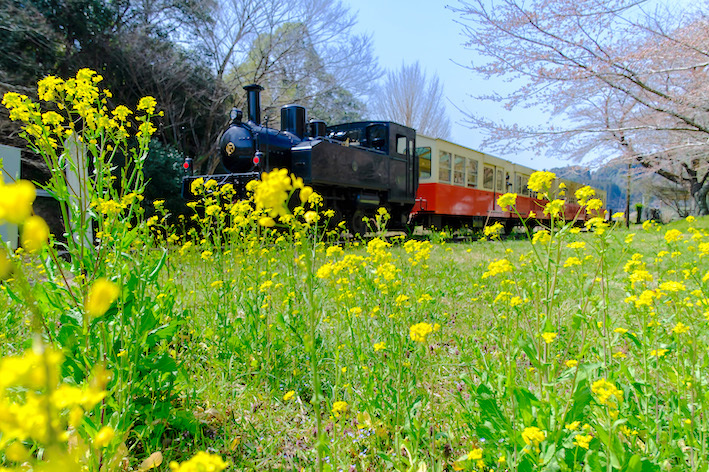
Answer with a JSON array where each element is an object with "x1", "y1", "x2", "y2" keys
[{"x1": 550, "y1": 161, "x2": 636, "y2": 213}]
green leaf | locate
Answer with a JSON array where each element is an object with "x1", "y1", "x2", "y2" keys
[
  {"x1": 564, "y1": 379, "x2": 593, "y2": 423},
  {"x1": 623, "y1": 454, "x2": 642, "y2": 472},
  {"x1": 476, "y1": 384, "x2": 509, "y2": 439},
  {"x1": 146, "y1": 249, "x2": 167, "y2": 282},
  {"x1": 514, "y1": 387, "x2": 539, "y2": 426}
]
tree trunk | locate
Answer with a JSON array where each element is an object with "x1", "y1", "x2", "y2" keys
[{"x1": 695, "y1": 182, "x2": 709, "y2": 215}]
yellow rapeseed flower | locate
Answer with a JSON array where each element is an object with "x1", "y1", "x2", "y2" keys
[
  {"x1": 468, "y1": 447, "x2": 483, "y2": 461},
  {"x1": 563, "y1": 257, "x2": 581, "y2": 268},
  {"x1": 259, "y1": 216, "x2": 276, "y2": 227},
  {"x1": 527, "y1": 171, "x2": 556, "y2": 195},
  {"x1": 94, "y1": 426, "x2": 115, "y2": 448},
  {"x1": 169, "y1": 452, "x2": 228, "y2": 472},
  {"x1": 253, "y1": 168, "x2": 293, "y2": 217},
  {"x1": 543, "y1": 199, "x2": 565, "y2": 217},
  {"x1": 484, "y1": 222, "x2": 504, "y2": 238},
  {"x1": 575, "y1": 186, "x2": 595, "y2": 205},
  {"x1": 658, "y1": 281, "x2": 685, "y2": 292},
  {"x1": 482, "y1": 258, "x2": 514, "y2": 278},
  {"x1": 532, "y1": 229, "x2": 550, "y2": 245},
  {"x1": 409, "y1": 322, "x2": 434, "y2": 343},
  {"x1": 137, "y1": 96, "x2": 157, "y2": 114},
  {"x1": 672, "y1": 322, "x2": 690, "y2": 335},
  {"x1": 541, "y1": 332, "x2": 557, "y2": 344},
  {"x1": 299, "y1": 186, "x2": 313, "y2": 204},
  {"x1": 21, "y1": 215, "x2": 50, "y2": 253},
  {"x1": 85, "y1": 278, "x2": 120, "y2": 317},
  {"x1": 283, "y1": 390, "x2": 295, "y2": 401},
  {"x1": 304, "y1": 211, "x2": 318, "y2": 224},
  {"x1": 0, "y1": 180, "x2": 36, "y2": 224},
  {"x1": 664, "y1": 229, "x2": 683, "y2": 244},
  {"x1": 497, "y1": 193, "x2": 517, "y2": 210},
  {"x1": 331, "y1": 400, "x2": 349, "y2": 417},
  {"x1": 521, "y1": 426, "x2": 546, "y2": 448},
  {"x1": 591, "y1": 378, "x2": 622, "y2": 406},
  {"x1": 573, "y1": 433, "x2": 593, "y2": 449}
]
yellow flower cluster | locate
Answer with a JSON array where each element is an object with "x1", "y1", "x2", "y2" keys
[
  {"x1": 0, "y1": 180, "x2": 36, "y2": 224},
  {"x1": 409, "y1": 322, "x2": 435, "y2": 343},
  {"x1": 664, "y1": 229, "x2": 683, "y2": 244},
  {"x1": 0, "y1": 179, "x2": 50, "y2": 253},
  {"x1": 331, "y1": 400, "x2": 349, "y2": 417},
  {"x1": 4, "y1": 70, "x2": 157, "y2": 155},
  {"x1": 250, "y1": 168, "x2": 295, "y2": 218},
  {"x1": 573, "y1": 433, "x2": 593, "y2": 449},
  {"x1": 85, "y1": 278, "x2": 120, "y2": 318},
  {"x1": 527, "y1": 171, "x2": 556, "y2": 197},
  {"x1": 484, "y1": 222, "x2": 504, "y2": 239},
  {"x1": 0, "y1": 347, "x2": 106, "y2": 447},
  {"x1": 521, "y1": 426, "x2": 546, "y2": 448},
  {"x1": 169, "y1": 451, "x2": 229, "y2": 472},
  {"x1": 497, "y1": 192, "x2": 517, "y2": 210},
  {"x1": 591, "y1": 378, "x2": 623, "y2": 407},
  {"x1": 543, "y1": 199, "x2": 565, "y2": 218},
  {"x1": 482, "y1": 258, "x2": 514, "y2": 278},
  {"x1": 563, "y1": 256, "x2": 582, "y2": 268},
  {"x1": 532, "y1": 230, "x2": 551, "y2": 245},
  {"x1": 403, "y1": 239, "x2": 432, "y2": 266},
  {"x1": 574, "y1": 186, "x2": 596, "y2": 206}
]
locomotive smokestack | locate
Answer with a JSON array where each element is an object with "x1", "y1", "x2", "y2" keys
[{"x1": 243, "y1": 84, "x2": 264, "y2": 125}]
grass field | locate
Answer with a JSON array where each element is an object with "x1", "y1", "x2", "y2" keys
[{"x1": 2, "y1": 71, "x2": 709, "y2": 472}]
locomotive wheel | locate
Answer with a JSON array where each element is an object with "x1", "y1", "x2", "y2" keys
[{"x1": 349, "y1": 210, "x2": 368, "y2": 236}]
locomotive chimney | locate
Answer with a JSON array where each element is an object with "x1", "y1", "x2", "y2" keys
[
  {"x1": 281, "y1": 104, "x2": 307, "y2": 139},
  {"x1": 243, "y1": 84, "x2": 264, "y2": 125}
]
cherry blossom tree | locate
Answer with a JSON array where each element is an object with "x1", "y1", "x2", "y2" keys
[{"x1": 451, "y1": 0, "x2": 709, "y2": 213}]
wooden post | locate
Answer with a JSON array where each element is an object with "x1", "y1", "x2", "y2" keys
[{"x1": 64, "y1": 137, "x2": 93, "y2": 248}]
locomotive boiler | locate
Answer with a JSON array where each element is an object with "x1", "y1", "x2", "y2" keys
[{"x1": 182, "y1": 84, "x2": 419, "y2": 234}]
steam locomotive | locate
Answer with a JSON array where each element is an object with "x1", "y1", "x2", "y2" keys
[{"x1": 182, "y1": 84, "x2": 419, "y2": 234}]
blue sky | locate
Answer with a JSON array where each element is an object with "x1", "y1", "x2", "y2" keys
[{"x1": 345, "y1": 0, "x2": 568, "y2": 169}]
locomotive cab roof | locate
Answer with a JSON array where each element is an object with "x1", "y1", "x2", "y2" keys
[{"x1": 327, "y1": 121, "x2": 416, "y2": 157}]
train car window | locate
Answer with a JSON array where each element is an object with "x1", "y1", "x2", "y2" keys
[
  {"x1": 466, "y1": 158, "x2": 478, "y2": 188},
  {"x1": 396, "y1": 135, "x2": 408, "y2": 156},
  {"x1": 439, "y1": 152, "x2": 451, "y2": 183},
  {"x1": 453, "y1": 155, "x2": 465, "y2": 186},
  {"x1": 331, "y1": 128, "x2": 363, "y2": 146},
  {"x1": 483, "y1": 166, "x2": 494, "y2": 190},
  {"x1": 515, "y1": 175, "x2": 531, "y2": 195},
  {"x1": 366, "y1": 124, "x2": 387, "y2": 152},
  {"x1": 496, "y1": 169, "x2": 504, "y2": 192},
  {"x1": 416, "y1": 147, "x2": 432, "y2": 179}
]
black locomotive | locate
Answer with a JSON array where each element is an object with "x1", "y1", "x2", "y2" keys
[{"x1": 182, "y1": 85, "x2": 418, "y2": 233}]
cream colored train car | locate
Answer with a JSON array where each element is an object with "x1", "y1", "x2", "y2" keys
[{"x1": 411, "y1": 135, "x2": 605, "y2": 229}]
